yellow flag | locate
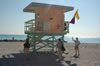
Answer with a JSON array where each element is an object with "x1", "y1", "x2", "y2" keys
[{"x1": 75, "y1": 10, "x2": 79, "y2": 20}]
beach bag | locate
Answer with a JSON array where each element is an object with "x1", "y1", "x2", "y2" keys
[
  {"x1": 61, "y1": 42, "x2": 65, "y2": 51},
  {"x1": 24, "y1": 42, "x2": 30, "y2": 48},
  {"x1": 61, "y1": 46, "x2": 65, "y2": 51},
  {"x1": 24, "y1": 43, "x2": 27, "y2": 48}
]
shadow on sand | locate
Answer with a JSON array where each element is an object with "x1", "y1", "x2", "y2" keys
[
  {"x1": 0, "y1": 52, "x2": 77, "y2": 66},
  {"x1": 65, "y1": 61, "x2": 77, "y2": 66},
  {"x1": 72, "y1": 55, "x2": 80, "y2": 59}
]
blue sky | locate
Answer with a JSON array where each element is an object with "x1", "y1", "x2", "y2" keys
[{"x1": 0, "y1": 0, "x2": 100, "y2": 38}]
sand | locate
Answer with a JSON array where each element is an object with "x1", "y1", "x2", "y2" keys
[{"x1": 0, "y1": 42, "x2": 100, "y2": 66}]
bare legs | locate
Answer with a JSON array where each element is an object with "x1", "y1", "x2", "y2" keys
[
  {"x1": 75, "y1": 46, "x2": 80, "y2": 56},
  {"x1": 58, "y1": 48, "x2": 63, "y2": 60},
  {"x1": 25, "y1": 48, "x2": 30, "y2": 60}
]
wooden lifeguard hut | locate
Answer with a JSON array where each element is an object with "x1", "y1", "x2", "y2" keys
[{"x1": 23, "y1": 2, "x2": 74, "y2": 52}]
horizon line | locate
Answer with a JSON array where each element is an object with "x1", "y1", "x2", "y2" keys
[{"x1": 0, "y1": 34, "x2": 100, "y2": 38}]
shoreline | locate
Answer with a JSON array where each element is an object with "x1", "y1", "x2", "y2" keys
[
  {"x1": 66, "y1": 42, "x2": 100, "y2": 44},
  {"x1": 0, "y1": 40, "x2": 25, "y2": 42},
  {"x1": 0, "y1": 40, "x2": 100, "y2": 44}
]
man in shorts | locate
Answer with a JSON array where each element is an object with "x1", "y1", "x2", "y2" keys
[{"x1": 72, "y1": 37, "x2": 80, "y2": 56}]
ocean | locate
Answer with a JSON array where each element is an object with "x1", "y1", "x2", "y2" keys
[{"x1": 0, "y1": 34, "x2": 100, "y2": 43}]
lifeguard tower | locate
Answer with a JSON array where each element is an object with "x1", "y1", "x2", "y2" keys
[{"x1": 23, "y1": 2, "x2": 74, "y2": 52}]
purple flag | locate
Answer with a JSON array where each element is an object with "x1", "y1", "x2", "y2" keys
[{"x1": 70, "y1": 16, "x2": 75, "y2": 24}]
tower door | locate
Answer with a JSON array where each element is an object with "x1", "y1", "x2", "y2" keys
[{"x1": 43, "y1": 22, "x2": 50, "y2": 32}]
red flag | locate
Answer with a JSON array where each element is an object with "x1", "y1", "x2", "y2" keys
[{"x1": 70, "y1": 16, "x2": 75, "y2": 24}]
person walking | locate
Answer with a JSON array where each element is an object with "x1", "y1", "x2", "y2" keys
[{"x1": 72, "y1": 37, "x2": 80, "y2": 56}]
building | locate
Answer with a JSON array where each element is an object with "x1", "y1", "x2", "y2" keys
[{"x1": 23, "y1": 2, "x2": 74, "y2": 52}]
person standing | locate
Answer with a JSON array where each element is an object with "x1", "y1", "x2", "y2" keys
[
  {"x1": 24, "y1": 37, "x2": 30, "y2": 59},
  {"x1": 56, "y1": 39, "x2": 64, "y2": 60},
  {"x1": 12, "y1": 36, "x2": 14, "y2": 40},
  {"x1": 72, "y1": 37, "x2": 80, "y2": 56}
]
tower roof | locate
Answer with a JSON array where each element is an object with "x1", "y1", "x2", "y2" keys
[{"x1": 23, "y1": 2, "x2": 74, "y2": 13}]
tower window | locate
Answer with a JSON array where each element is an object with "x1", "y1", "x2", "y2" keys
[{"x1": 37, "y1": 13, "x2": 40, "y2": 19}]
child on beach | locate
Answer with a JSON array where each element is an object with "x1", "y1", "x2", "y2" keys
[{"x1": 72, "y1": 37, "x2": 80, "y2": 56}]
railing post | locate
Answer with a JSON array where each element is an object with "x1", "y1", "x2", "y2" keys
[
  {"x1": 52, "y1": 35, "x2": 55, "y2": 52},
  {"x1": 33, "y1": 34, "x2": 36, "y2": 53},
  {"x1": 68, "y1": 22, "x2": 69, "y2": 33},
  {"x1": 62, "y1": 22, "x2": 64, "y2": 33}
]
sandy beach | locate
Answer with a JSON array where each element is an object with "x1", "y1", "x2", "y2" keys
[{"x1": 0, "y1": 42, "x2": 100, "y2": 66}]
